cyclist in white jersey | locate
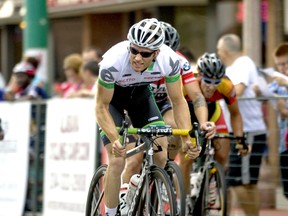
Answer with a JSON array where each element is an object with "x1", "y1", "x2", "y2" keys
[{"x1": 95, "y1": 18, "x2": 216, "y2": 216}]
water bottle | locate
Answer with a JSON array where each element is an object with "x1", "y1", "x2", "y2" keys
[
  {"x1": 126, "y1": 174, "x2": 140, "y2": 206},
  {"x1": 190, "y1": 172, "x2": 201, "y2": 197}
]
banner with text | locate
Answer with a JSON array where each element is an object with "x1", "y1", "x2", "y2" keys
[
  {"x1": 43, "y1": 98, "x2": 97, "y2": 216},
  {"x1": 0, "y1": 102, "x2": 31, "y2": 216}
]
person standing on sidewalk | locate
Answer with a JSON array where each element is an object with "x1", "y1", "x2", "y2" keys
[{"x1": 217, "y1": 33, "x2": 267, "y2": 216}]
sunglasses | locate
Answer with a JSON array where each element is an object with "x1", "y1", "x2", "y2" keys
[
  {"x1": 202, "y1": 77, "x2": 221, "y2": 85},
  {"x1": 129, "y1": 46, "x2": 155, "y2": 58}
]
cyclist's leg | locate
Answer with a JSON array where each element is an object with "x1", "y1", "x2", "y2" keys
[
  {"x1": 100, "y1": 105, "x2": 126, "y2": 214},
  {"x1": 120, "y1": 114, "x2": 143, "y2": 183},
  {"x1": 213, "y1": 110, "x2": 230, "y2": 168},
  {"x1": 162, "y1": 107, "x2": 181, "y2": 160},
  {"x1": 122, "y1": 149, "x2": 143, "y2": 183},
  {"x1": 178, "y1": 150, "x2": 193, "y2": 195}
]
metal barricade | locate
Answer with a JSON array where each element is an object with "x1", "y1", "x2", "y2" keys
[{"x1": 21, "y1": 96, "x2": 288, "y2": 215}]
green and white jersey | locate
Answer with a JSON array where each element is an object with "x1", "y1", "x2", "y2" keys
[{"x1": 98, "y1": 40, "x2": 181, "y2": 89}]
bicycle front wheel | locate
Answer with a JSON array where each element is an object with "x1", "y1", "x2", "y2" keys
[
  {"x1": 193, "y1": 162, "x2": 227, "y2": 216},
  {"x1": 136, "y1": 165, "x2": 177, "y2": 216},
  {"x1": 165, "y1": 160, "x2": 186, "y2": 216},
  {"x1": 85, "y1": 164, "x2": 107, "y2": 216}
]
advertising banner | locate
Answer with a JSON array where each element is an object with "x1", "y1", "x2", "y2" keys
[
  {"x1": 0, "y1": 102, "x2": 31, "y2": 216},
  {"x1": 43, "y1": 98, "x2": 97, "y2": 216}
]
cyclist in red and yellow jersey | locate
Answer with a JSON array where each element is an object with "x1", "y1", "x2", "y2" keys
[
  {"x1": 184, "y1": 53, "x2": 248, "y2": 210},
  {"x1": 186, "y1": 52, "x2": 246, "y2": 166}
]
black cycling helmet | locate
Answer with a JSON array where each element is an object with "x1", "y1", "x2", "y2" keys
[
  {"x1": 197, "y1": 53, "x2": 225, "y2": 79},
  {"x1": 127, "y1": 18, "x2": 165, "y2": 50},
  {"x1": 160, "y1": 21, "x2": 180, "y2": 51}
]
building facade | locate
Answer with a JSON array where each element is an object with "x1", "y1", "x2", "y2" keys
[{"x1": 0, "y1": 0, "x2": 285, "y2": 84}]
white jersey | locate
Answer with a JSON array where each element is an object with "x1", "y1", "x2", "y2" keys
[
  {"x1": 221, "y1": 56, "x2": 266, "y2": 133},
  {"x1": 98, "y1": 40, "x2": 181, "y2": 88}
]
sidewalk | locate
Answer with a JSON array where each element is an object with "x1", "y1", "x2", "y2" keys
[
  {"x1": 231, "y1": 208, "x2": 288, "y2": 216},
  {"x1": 231, "y1": 187, "x2": 288, "y2": 216}
]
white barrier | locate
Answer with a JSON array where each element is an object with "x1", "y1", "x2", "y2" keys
[
  {"x1": 43, "y1": 98, "x2": 97, "y2": 216},
  {"x1": 0, "y1": 102, "x2": 31, "y2": 216}
]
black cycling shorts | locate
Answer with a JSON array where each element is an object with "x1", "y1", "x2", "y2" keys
[{"x1": 100, "y1": 84, "x2": 165, "y2": 145}]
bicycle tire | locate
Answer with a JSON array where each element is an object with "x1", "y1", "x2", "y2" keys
[
  {"x1": 134, "y1": 165, "x2": 177, "y2": 216},
  {"x1": 193, "y1": 162, "x2": 227, "y2": 216},
  {"x1": 165, "y1": 160, "x2": 186, "y2": 216},
  {"x1": 85, "y1": 164, "x2": 107, "y2": 216}
]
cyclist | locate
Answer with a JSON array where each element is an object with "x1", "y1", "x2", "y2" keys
[
  {"x1": 149, "y1": 23, "x2": 225, "y2": 209},
  {"x1": 149, "y1": 21, "x2": 213, "y2": 160},
  {"x1": 95, "y1": 18, "x2": 215, "y2": 216},
  {"x1": 120, "y1": 21, "x2": 216, "y2": 214},
  {"x1": 187, "y1": 53, "x2": 248, "y2": 210}
]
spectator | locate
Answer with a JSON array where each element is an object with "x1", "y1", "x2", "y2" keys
[
  {"x1": 217, "y1": 33, "x2": 267, "y2": 216},
  {"x1": 6, "y1": 55, "x2": 44, "y2": 96},
  {"x1": 267, "y1": 42, "x2": 288, "y2": 199},
  {"x1": 4, "y1": 60, "x2": 48, "y2": 101},
  {"x1": 82, "y1": 46, "x2": 103, "y2": 63},
  {"x1": 53, "y1": 53, "x2": 83, "y2": 98},
  {"x1": 68, "y1": 60, "x2": 99, "y2": 98}
]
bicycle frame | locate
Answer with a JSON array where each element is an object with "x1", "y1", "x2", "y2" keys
[
  {"x1": 86, "y1": 118, "x2": 196, "y2": 216},
  {"x1": 188, "y1": 131, "x2": 247, "y2": 215},
  {"x1": 120, "y1": 121, "x2": 176, "y2": 215}
]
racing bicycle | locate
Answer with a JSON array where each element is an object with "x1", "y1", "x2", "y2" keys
[
  {"x1": 85, "y1": 119, "x2": 198, "y2": 216},
  {"x1": 186, "y1": 123, "x2": 247, "y2": 216}
]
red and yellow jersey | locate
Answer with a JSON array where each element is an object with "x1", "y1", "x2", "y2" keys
[
  {"x1": 184, "y1": 68, "x2": 236, "y2": 105},
  {"x1": 205, "y1": 76, "x2": 237, "y2": 105}
]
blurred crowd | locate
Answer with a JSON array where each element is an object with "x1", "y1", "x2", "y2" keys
[{"x1": 0, "y1": 46, "x2": 102, "y2": 102}]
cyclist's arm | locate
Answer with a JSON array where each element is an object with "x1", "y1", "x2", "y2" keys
[
  {"x1": 184, "y1": 81, "x2": 208, "y2": 125},
  {"x1": 227, "y1": 100, "x2": 244, "y2": 137},
  {"x1": 166, "y1": 78, "x2": 192, "y2": 143},
  {"x1": 95, "y1": 83, "x2": 119, "y2": 144}
]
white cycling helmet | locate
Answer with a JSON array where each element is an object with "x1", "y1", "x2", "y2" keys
[
  {"x1": 160, "y1": 21, "x2": 180, "y2": 51},
  {"x1": 127, "y1": 18, "x2": 165, "y2": 50}
]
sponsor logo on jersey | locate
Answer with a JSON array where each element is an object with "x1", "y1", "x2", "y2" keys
[{"x1": 183, "y1": 62, "x2": 191, "y2": 71}]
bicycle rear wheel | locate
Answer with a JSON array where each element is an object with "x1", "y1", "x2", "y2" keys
[
  {"x1": 135, "y1": 165, "x2": 177, "y2": 216},
  {"x1": 193, "y1": 162, "x2": 227, "y2": 216},
  {"x1": 165, "y1": 160, "x2": 186, "y2": 216},
  {"x1": 85, "y1": 164, "x2": 107, "y2": 216}
]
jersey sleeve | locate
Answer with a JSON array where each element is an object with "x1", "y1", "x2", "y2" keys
[
  {"x1": 182, "y1": 71, "x2": 196, "y2": 85},
  {"x1": 217, "y1": 77, "x2": 237, "y2": 105},
  {"x1": 158, "y1": 45, "x2": 181, "y2": 83},
  {"x1": 98, "y1": 41, "x2": 130, "y2": 89},
  {"x1": 98, "y1": 66, "x2": 116, "y2": 89}
]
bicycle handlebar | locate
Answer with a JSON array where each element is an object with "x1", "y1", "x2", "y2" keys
[{"x1": 117, "y1": 120, "x2": 248, "y2": 160}]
